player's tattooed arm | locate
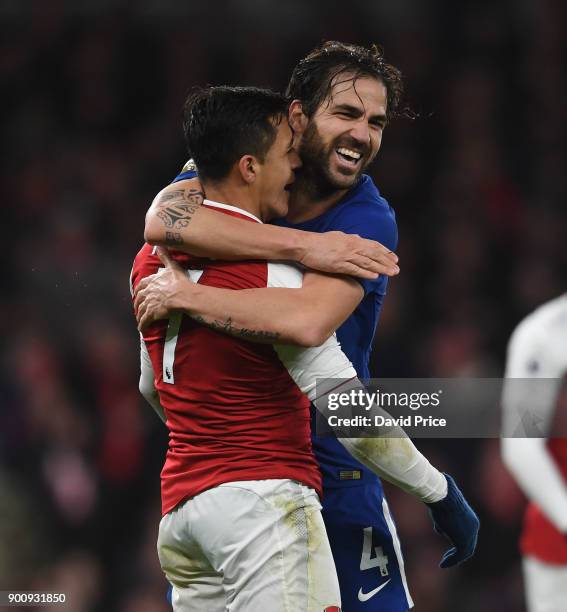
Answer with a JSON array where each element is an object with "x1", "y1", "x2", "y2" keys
[
  {"x1": 150, "y1": 186, "x2": 204, "y2": 247},
  {"x1": 134, "y1": 247, "x2": 294, "y2": 343},
  {"x1": 134, "y1": 248, "x2": 362, "y2": 347},
  {"x1": 191, "y1": 315, "x2": 281, "y2": 343},
  {"x1": 134, "y1": 263, "x2": 282, "y2": 344},
  {"x1": 144, "y1": 178, "x2": 399, "y2": 278}
]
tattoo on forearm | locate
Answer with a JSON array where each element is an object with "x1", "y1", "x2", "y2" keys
[
  {"x1": 192, "y1": 315, "x2": 281, "y2": 342},
  {"x1": 155, "y1": 188, "x2": 204, "y2": 241}
]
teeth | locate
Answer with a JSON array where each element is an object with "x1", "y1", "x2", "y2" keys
[{"x1": 337, "y1": 147, "x2": 361, "y2": 160}]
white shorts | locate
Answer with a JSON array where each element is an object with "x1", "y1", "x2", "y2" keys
[
  {"x1": 523, "y1": 555, "x2": 567, "y2": 612},
  {"x1": 157, "y1": 478, "x2": 341, "y2": 612}
]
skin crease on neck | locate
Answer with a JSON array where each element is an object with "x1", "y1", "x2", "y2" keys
[{"x1": 286, "y1": 74, "x2": 388, "y2": 224}]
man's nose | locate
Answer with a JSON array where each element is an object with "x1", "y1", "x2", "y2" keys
[{"x1": 349, "y1": 119, "x2": 371, "y2": 145}]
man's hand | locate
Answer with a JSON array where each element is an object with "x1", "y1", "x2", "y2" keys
[
  {"x1": 300, "y1": 231, "x2": 399, "y2": 280},
  {"x1": 134, "y1": 248, "x2": 193, "y2": 331},
  {"x1": 144, "y1": 179, "x2": 399, "y2": 279},
  {"x1": 426, "y1": 473, "x2": 480, "y2": 568}
]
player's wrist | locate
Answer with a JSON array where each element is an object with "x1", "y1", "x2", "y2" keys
[
  {"x1": 170, "y1": 276, "x2": 200, "y2": 313},
  {"x1": 426, "y1": 474, "x2": 478, "y2": 524},
  {"x1": 418, "y1": 470, "x2": 448, "y2": 504},
  {"x1": 276, "y1": 226, "x2": 311, "y2": 264}
]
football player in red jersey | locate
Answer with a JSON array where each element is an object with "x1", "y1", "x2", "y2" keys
[
  {"x1": 131, "y1": 85, "x2": 343, "y2": 611},
  {"x1": 502, "y1": 294, "x2": 567, "y2": 612}
]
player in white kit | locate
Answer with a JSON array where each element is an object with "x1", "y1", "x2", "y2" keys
[{"x1": 501, "y1": 293, "x2": 567, "y2": 612}]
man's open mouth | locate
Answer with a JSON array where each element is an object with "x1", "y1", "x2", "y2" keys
[{"x1": 336, "y1": 147, "x2": 362, "y2": 166}]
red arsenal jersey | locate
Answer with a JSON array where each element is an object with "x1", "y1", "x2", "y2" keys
[{"x1": 131, "y1": 202, "x2": 321, "y2": 515}]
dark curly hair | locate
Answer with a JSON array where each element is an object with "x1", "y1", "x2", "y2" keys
[{"x1": 286, "y1": 41, "x2": 406, "y2": 122}]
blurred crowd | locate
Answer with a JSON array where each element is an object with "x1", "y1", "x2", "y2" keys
[{"x1": 1, "y1": 1, "x2": 565, "y2": 610}]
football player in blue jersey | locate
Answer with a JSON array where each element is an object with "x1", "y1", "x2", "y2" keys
[{"x1": 136, "y1": 41, "x2": 479, "y2": 611}]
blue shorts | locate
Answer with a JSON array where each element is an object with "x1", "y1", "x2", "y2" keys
[{"x1": 322, "y1": 484, "x2": 413, "y2": 611}]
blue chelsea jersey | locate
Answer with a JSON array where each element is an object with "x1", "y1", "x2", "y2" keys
[
  {"x1": 173, "y1": 169, "x2": 398, "y2": 488},
  {"x1": 275, "y1": 175, "x2": 397, "y2": 379},
  {"x1": 275, "y1": 175, "x2": 398, "y2": 489}
]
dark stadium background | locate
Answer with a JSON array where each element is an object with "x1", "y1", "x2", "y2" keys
[{"x1": 1, "y1": 1, "x2": 566, "y2": 610}]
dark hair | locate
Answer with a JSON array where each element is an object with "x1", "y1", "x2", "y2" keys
[
  {"x1": 286, "y1": 41, "x2": 406, "y2": 122},
  {"x1": 183, "y1": 86, "x2": 288, "y2": 182}
]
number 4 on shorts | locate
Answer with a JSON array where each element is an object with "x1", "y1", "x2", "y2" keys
[{"x1": 360, "y1": 526, "x2": 389, "y2": 577}]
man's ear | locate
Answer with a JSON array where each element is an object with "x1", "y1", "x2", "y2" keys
[
  {"x1": 237, "y1": 155, "x2": 259, "y2": 184},
  {"x1": 289, "y1": 100, "x2": 308, "y2": 134}
]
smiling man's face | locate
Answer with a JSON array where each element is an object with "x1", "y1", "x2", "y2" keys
[{"x1": 298, "y1": 74, "x2": 387, "y2": 191}]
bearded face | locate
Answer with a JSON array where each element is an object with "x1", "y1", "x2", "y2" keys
[
  {"x1": 298, "y1": 119, "x2": 374, "y2": 191},
  {"x1": 296, "y1": 75, "x2": 387, "y2": 195}
]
